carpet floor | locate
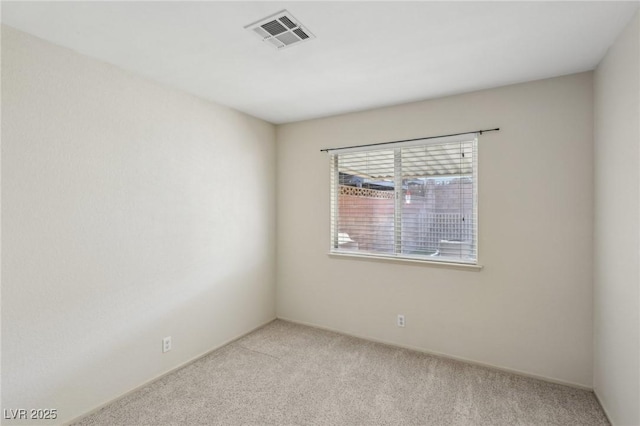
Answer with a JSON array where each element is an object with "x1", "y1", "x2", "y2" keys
[{"x1": 75, "y1": 320, "x2": 609, "y2": 425}]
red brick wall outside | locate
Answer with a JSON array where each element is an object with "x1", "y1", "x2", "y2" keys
[{"x1": 338, "y1": 194, "x2": 394, "y2": 253}]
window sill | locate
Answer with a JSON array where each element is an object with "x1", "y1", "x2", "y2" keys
[{"x1": 328, "y1": 252, "x2": 483, "y2": 271}]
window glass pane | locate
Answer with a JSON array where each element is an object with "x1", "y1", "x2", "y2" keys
[
  {"x1": 401, "y1": 176, "x2": 474, "y2": 259},
  {"x1": 400, "y1": 141, "x2": 475, "y2": 261},
  {"x1": 336, "y1": 150, "x2": 395, "y2": 254}
]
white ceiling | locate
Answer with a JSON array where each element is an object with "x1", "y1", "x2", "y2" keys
[{"x1": 2, "y1": 1, "x2": 638, "y2": 124}]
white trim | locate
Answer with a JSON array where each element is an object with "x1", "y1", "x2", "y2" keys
[{"x1": 593, "y1": 388, "x2": 614, "y2": 425}]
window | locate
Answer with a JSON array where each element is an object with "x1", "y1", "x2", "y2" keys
[{"x1": 329, "y1": 133, "x2": 478, "y2": 264}]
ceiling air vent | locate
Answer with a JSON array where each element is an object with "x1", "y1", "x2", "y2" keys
[{"x1": 245, "y1": 10, "x2": 315, "y2": 50}]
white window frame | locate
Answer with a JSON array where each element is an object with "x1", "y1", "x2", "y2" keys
[{"x1": 329, "y1": 133, "x2": 479, "y2": 266}]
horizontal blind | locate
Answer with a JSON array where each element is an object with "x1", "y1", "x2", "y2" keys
[{"x1": 330, "y1": 134, "x2": 478, "y2": 264}]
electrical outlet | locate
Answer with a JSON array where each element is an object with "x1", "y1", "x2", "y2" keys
[
  {"x1": 162, "y1": 336, "x2": 172, "y2": 353},
  {"x1": 397, "y1": 314, "x2": 405, "y2": 327}
]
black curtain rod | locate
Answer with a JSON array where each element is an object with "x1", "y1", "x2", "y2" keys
[{"x1": 320, "y1": 128, "x2": 500, "y2": 153}]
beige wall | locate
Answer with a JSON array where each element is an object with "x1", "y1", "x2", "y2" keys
[
  {"x1": 277, "y1": 72, "x2": 595, "y2": 387},
  {"x1": 594, "y1": 11, "x2": 640, "y2": 426},
  {"x1": 1, "y1": 26, "x2": 276, "y2": 424}
]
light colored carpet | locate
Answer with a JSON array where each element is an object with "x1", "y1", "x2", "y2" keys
[{"x1": 75, "y1": 320, "x2": 609, "y2": 425}]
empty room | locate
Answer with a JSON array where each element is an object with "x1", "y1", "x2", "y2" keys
[{"x1": 2, "y1": 1, "x2": 639, "y2": 425}]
